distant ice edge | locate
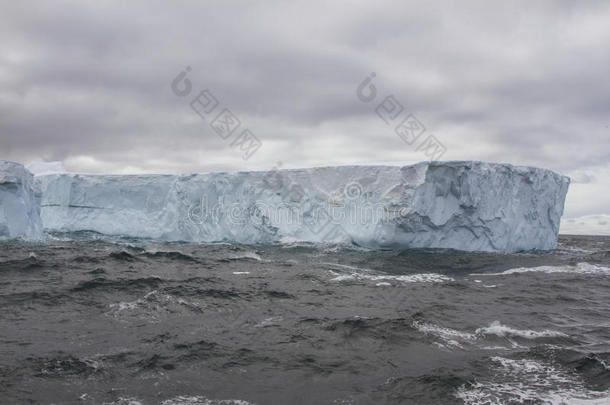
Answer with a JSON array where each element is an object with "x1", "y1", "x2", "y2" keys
[
  {"x1": 1, "y1": 160, "x2": 570, "y2": 252},
  {"x1": 0, "y1": 161, "x2": 43, "y2": 239}
]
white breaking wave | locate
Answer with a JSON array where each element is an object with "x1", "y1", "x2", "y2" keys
[
  {"x1": 278, "y1": 236, "x2": 307, "y2": 245},
  {"x1": 103, "y1": 396, "x2": 255, "y2": 405},
  {"x1": 254, "y1": 316, "x2": 283, "y2": 328},
  {"x1": 227, "y1": 251, "x2": 263, "y2": 261},
  {"x1": 471, "y1": 262, "x2": 610, "y2": 276},
  {"x1": 455, "y1": 357, "x2": 610, "y2": 405},
  {"x1": 367, "y1": 273, "x2": 454, "y2": 283},
  {"x1": 325, "y1": 262, "x2": 454, "y2": 284},
  {"x1": 329, "y1": 270, "x2": 454, "y2": 284},
  {"x1": 103, "y1": 398, "x2": 144, "y2": 405},
  {"x1": 475, "y1": 321, "x2": 568, "y2": 339},
  {"x1": 107, "y1": 290, "x2": 201, "y2": 322},
  {"x1": 323, "y1": 262, "x2": 376, "y2": 273},
  {"x1": 412, "y1": 321, "x2": 476, "y2": 348},
  {"x1": 161, "y1": 396, "x2": 256, "y2": 405},
  {"x1": 413, "y1": 321, "x2": 568, "y2": 350}
]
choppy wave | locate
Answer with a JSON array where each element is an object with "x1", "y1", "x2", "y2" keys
[
  {"x1": 107, "y1": 289, "x2": 202, "y2": 321},
  {"x1": 413, "y1": 320, "x2": 570, "y2": 349},
  {"x1": 330, "y1": 271, "x2": 454, "y2": 284},
  {"x1": 1, "y1": 234, "x2": 609, "y2": 404},
  {"x1": 102, "y1": 396, "x2": 255, "y2": 405},
  {"x1": 472, "y1": 262, "x2": 610, "y2": 276},
  {"x1": 412, "y1": 321, "x2": 476, "y2": 348},
  {"x1": 476, "y1": 320, "x2": 569, "y2": 339},
  {"x1": 223, "y1": 251, "x2": 263, "y2": 261},
  {"x1": 160, "y1": 396, "x2": 255, "y2": 405},
  {"x1": 102, "y1": 397, "x2": 144, "y2": 405},
  {"x1": 141, "y1": 250, "x2": 200, "y2": 262},
  {"x1": 456, "y1": 356, "x2": 610, "y2": 404},
  {"x1": 325, "y1": 263, "x2": 454, "y2": 284}
]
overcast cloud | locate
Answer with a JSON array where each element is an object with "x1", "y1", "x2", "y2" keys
[{"x1": 1, "y1": 0, "x2": 609, "y2": 234}]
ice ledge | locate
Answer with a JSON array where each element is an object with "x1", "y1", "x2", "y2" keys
[{"x1": 32, "y1": 160, "x2": 570, "y2": 252}]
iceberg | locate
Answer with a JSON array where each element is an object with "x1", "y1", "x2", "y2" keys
[
  {"x1": 34, "y1": 161, "x2": 570, "y2": 252},
  {"x1": 0, "y1": 161, "x2": 43, "y2": 239}
]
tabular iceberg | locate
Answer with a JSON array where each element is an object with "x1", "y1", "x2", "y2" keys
[
  {"x1": 0, "y1": 161, "x2": 43, "y2": 239},
  {"x1": 35, "y1": 161, "x2": 570, "y2": 252}
]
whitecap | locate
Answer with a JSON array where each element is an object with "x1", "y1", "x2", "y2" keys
[
  {"x1": 323, "y1": 262, "x2": 376, "y2": 273},
  {"x1": 103, "y1": 398, "x2": 145, "y2": 405},
  {"x1": 107, "y1": 290, "x2": 201, "y2": 321},
  {"x1": 413, "y1": 320, "x2": 568, "y2": 350},
  {"x1": 455, "y1": 356, "x2": 610, "y2": 404},
  {"x1": 160, "y1": 396, "x2": 256, "y2": 405},
  {"x1": 326, "y1": 263, "x2": 454, "y2": 284},
  {"x1": 471, "y1": 262, "x2": 610, "y2": 276},
  {"x1": 328, "y1": 272, "x2": 356, "y2": 282},
  {"x1": 278, "y1": 236, "x2": 308, "y2": 245},
  {"x1": 476, "y1": 321, "x2": 568, "y2": 339},
  {"x1": 229, "y1": 251, "x2": 262, "y2": 261},
  {"x1": 254, "y1": 316, "x2": 283, "y2": 328},
  {"x1": 412, "y1": 321, "x2": 476, "y2": 348},
  {"x1": 330, "y1": 272, "x2": 454, "y2": 284}
]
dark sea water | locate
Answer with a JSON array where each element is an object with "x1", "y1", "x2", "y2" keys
[{"x1": 0, "y1": 234, "x2": 609, "y2": 405}]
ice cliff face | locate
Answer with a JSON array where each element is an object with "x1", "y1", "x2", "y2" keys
[
  {"x1": 35, "y1": 161, "x2": 570, "y2": 252},
  {"x1": 0, "y1": 161, "x2": 43, "y2": 239}
]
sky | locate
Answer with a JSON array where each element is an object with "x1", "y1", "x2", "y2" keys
[{"x1": 0, "y1": 0, "x2": 609, "y2": 235}]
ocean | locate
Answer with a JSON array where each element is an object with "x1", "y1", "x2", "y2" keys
[{"x1": 0, "y1": 234, "x2": 608, "y2": 404}]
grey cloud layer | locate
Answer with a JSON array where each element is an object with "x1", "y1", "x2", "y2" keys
[{"x1": 1, "y1": 1, "x2": 609, "y2": 230}]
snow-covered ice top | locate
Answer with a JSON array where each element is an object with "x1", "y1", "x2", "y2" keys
[
  {"x1": 26, "y1": 161, "x2": 66, "y2": 176},
  {"x1": 35, "y1": 161, "x2": 570, "y2": 252},
  {"x1": 0, "y1": 161, "x2": 43, "y2": 239}
]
